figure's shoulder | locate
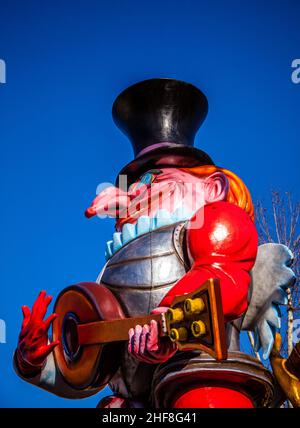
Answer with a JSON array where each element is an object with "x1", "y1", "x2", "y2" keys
[
  {"x1": 187, "y1": 201, "x2": 258, "y2": 257},
  {"x1": 188, "y1": 201, "x2": 255, "y2": 230},
  {"x1": 204, "y1": 200, "x2": 253, "y2": 222}
]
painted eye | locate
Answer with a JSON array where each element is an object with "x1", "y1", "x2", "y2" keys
[
  {"x1": 134, "y1": 170, "x2": 162, "y2": 190},
  {"x1": 140, "y1": 172, "x2": 154, "y2": 185},
  {"x1": 140, "y1": 169, "x2": 162, "y2": 184}
]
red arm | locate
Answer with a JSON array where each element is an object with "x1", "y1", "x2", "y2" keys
[{"x1": 160, "y1": 201, "x2": 258, "y2": 322}]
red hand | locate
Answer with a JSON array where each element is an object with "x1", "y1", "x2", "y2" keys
[
  {"x1": 16, "y1": 290, "x2": 60, "y2": 376},
  {"x1": 128, "y1": 308, "x2": 177, "y2": 364}
]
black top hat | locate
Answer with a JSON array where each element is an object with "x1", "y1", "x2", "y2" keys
[{"x1": 112, "y1": 78, "x2": 214, "y2": 186}]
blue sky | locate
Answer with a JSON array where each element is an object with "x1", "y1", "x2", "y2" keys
[{"x1": 0, "y1": 0, "x2": 299, "y2": 407}]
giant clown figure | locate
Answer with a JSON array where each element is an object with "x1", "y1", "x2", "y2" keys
[{"x1": 14, "y1": 79, "x2": 299, "y2": 408}]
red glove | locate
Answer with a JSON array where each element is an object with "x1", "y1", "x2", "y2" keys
[
  {"x1": 128, "y1": 307, "x2": 177, "y2": 364},
  {"x1": 160, "y1": 201, "x2": 258, "y2": 321},
  {"x1": 16, "y1": 290, "x2": 60, "y2": 376}
]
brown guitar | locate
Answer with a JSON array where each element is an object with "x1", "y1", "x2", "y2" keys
[{"x1": 52, "y1": 278, "x2": 227, "y2": 391}]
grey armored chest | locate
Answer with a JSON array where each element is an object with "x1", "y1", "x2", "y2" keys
[{"x1": 100, "y1": 222, "x2": 189, "y2": 316}]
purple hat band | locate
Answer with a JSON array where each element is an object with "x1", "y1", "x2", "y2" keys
[{"x1": 137, "y1": 142, "x2": 180, "y2": 158}]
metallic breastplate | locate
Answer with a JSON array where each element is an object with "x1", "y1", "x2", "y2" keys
[{"x1": 100, "y1": 222, "x2": 189, "y2": 316}]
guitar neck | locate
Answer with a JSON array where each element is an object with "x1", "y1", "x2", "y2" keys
[{"x1": 77, "y1": 313, "x2": 166, "y2": 346}]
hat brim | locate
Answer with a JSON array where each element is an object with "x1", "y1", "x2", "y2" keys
[{"x1": 116, "y1": 146, "x2": 214, "y2": 187}]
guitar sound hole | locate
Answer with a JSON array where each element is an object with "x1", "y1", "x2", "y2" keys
[{"x1": 62, "y1": 312, "x2": 81, "y2": 362}]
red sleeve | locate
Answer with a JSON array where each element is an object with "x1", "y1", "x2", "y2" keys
[{"x1": 159, "y1": 201, "x2": 258, "y2": 322}]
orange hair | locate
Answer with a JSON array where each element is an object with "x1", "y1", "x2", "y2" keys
[{"x1": 181, "y1": 165, "x2": 254, "y2": 221}]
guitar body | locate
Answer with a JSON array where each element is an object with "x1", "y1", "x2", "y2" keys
[
  {"x1": 52, "y1": 282, "x2": 125, "y2": 390},
  {"x1": 52, "y1": 278, "x2": 227, "y2": 391}
]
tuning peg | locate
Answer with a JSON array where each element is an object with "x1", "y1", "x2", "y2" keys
[
  {"x1": 167, "y1": 307, "x2": 184, "y2": 323},
  {"x1": 191, "y1": 320, "x2": 206, "y2": 337},
  {"x1": 184, "y1": 297, "x2": 205, "y2": 316},
  {"x1": 169, "y1": 327, "x2": 188, "y2": 342}
]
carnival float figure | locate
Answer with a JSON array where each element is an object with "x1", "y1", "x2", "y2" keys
[{"x1": 14, "y1": 79, "x2": 300, "y2": 407}]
